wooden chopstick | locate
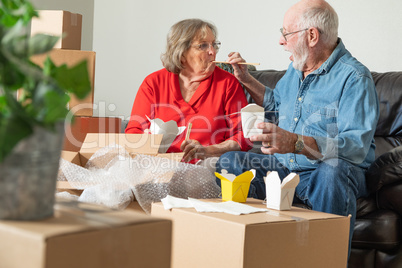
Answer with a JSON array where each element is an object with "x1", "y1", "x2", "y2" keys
[
  {"x1": 185, "y1": 123, "x2": 192, "y2": 140},
  {"x1": 213, "y1": 61, "x2": 260, "y2": 66}
]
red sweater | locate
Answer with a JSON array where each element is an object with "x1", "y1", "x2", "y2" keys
[{"x1": 125, "y1": 67, "x2": 251, "y2": 154}]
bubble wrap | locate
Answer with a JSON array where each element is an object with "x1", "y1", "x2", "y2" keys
[{"x1": 58, "y1": 145, "x2": 221, "y2": 213}]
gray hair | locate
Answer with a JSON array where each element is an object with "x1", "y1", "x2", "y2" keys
[
  {"x1": 161, "y1": 19, "x2": 218, "y2": 74},
  {"x1": 297, "y1": 3, "x2": 339, "y2": 46}
]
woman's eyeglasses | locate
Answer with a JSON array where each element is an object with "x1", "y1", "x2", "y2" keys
[{"x1": 192, "y1": 41, "x2": 221, "y2": 51}]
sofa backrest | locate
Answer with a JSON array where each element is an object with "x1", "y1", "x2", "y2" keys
[{"x1": 249, "y1": 70, "x2": 402, "y2": 158}]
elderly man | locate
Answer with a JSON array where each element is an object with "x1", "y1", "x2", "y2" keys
[{"x1": 216, "y1": 0, "x2": 379, "y2": 254}]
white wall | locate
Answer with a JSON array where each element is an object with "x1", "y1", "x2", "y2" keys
[{"x1": 32, "y1": 0, "x2": 402, "y2": 119}]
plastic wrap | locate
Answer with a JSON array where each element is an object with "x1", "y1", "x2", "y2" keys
[{"x1": 58, "y1": 145, "x2": 221, "y2": 213}]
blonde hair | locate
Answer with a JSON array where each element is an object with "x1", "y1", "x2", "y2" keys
[{"x1": 161, "y1": 19, "x2": 217, "y2": 74}]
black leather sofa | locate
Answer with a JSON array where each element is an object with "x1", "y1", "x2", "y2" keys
[{"x1": 248, "y1": 70, "x2": 402, "y2": 268}]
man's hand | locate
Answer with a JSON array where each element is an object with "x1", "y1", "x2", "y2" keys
[
  {"x1": 227, "y1": 52, "x2": 253, "y2": 84},
  {"x1": 251, "y1": 122, "x2": 322, "y2": 159},
  {"x1": 226, "y1": 52, "x2": 266, "y2": 106},
  {"x1": 250, "y1": 122, "x2": 297, "y2": 155}
]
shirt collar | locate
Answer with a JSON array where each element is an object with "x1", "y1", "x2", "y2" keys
[
  {"x1": 313, "y1": 38, "x2": 346, "y2": 75},
  {"x1": 294, "y1": 38, "x2": 347, "y2": 79}
]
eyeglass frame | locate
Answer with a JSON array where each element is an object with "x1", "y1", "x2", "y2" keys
[
  {"x1": 280, "y1": 28, "x2": 309, "y2": 42},
  {"x1": 191, "y1": 41, "x2": 221, "y2": 51}
]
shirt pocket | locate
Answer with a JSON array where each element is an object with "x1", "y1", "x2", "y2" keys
[{"x1": 302, "y1": 104, "x2": 338, "y2": 137}]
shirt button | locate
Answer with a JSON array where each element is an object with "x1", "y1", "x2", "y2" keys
[
  {"x1": 298, "y1": 97, "x2": 302, "y2": 102},
  {"x1": 294, "y1": 118, "x2": 298, "y2": 122},
  {"x1": 290, "y1": 159, "x2": 294, "y2": 163}
]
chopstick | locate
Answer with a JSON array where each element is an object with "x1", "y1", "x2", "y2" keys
[
  {"x1": 213, "y1": 61, "x2": 260, "y2": 66},
  {"x1": 185, "y1": 123, "x2": 192, "y2": 140}
]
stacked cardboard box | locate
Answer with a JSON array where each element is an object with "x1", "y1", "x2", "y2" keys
[
  {"x1": 31, "y1": 10, "x2": 82, "y2": 50},
  {"x1": 30, "y1": 10, "x2": 122, "y2": 151}
]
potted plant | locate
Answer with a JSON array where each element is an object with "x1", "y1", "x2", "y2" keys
[{"x1": 0, "y1": 0, "x2": 91, "y2": 220}]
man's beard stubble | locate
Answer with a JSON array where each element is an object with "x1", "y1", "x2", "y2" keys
[{"x1": 292, "y1": 35, "x2": 309, "y2": 71}]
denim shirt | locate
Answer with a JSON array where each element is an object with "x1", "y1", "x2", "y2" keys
[{"x1": 263, "y1": 39, "x2": 379, "y2": 172}]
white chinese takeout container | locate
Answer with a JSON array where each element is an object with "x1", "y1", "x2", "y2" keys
[
  {"x1": 147, "y1": 116, "x2": 186, "y2": 153},
  {"x1": 241, "y1": 104, "x2": 265, "y2": 138},
  {"x1": 265, "y1": 171, "x2": 300, "y2": 210}
]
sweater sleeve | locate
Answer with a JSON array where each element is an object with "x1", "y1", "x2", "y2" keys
[{"x1": 125, "y1": 76, "x2": 154, "y2": 134}]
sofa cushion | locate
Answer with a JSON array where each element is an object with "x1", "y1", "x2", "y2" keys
[
  {"x1": 366, "y1": 146, "x2": 402, "y2": 193},
  {"x1": 352, "y1": 209, "x2": 400, "y2": 251},
  {"x1": 371, "y1": 72, "x2": 402, "y2": 158}
]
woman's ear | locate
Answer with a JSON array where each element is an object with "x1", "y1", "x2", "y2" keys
[{"x1": 181, "y1": 54, "x2": 187, "y2": 64}]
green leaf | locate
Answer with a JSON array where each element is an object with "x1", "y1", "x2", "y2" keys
[
  {"x1": 42, "y1": 90, "x2": 69, "y2": 123},
  {"x1": 0, "y1": 115, "x2": 33, "y2": 162},
  {"x1": 28, "y1": 33, "x2": 59, "y2": 56},
  {"x1": 1, "y1": 20, "x2": 29, "y2": 58},
  {"x1": 52, "y1": 60, "x2": 91, "y2": 99}
]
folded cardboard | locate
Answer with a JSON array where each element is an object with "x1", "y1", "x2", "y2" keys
[
  {"x1": 31, "y1": 10, "x2": 82, "y2": 50},
  {"x1": 79, "y1": 133, "x2": 184, "y2": 160},
  {"x1": 152, "y1": 198, "x2": 350, "y2": 268},
  {"x1": 215, "y1": 169, "x2": 256, "y2": 202},
  {"x1": 265, "y1": 171, "x2": 300, "y2": 211},
  {"x1": 0, "y1": 198, "x2": 171, "y2": 268},
  {"x1": 64, "y1": 116, "x2": 122, "y2": 152},
  {"x1": 30, "y1": 49, "x2": 96, "y2": 116}
]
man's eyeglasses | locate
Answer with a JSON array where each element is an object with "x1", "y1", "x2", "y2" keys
[
  {"x1": 192, "y1": 41, "x2": 221, "y2": 51},
  {"x1": 280, "y1": 28, "x2": 308, "y2": 42}
]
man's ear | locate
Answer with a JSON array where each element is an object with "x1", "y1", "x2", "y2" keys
[{"x1": 308, "y1": 27, "x2": 320, "y2": 47}]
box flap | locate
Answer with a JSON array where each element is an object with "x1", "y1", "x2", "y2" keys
[
  {"x1": 61, "y1": 150, "x2": 81, "y2": 165},
  {"x1": 79, "y1": 133, "x2": 163, "y2": 156}
]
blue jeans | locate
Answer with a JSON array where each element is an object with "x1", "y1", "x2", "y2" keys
[{"x1": 216, "y1": 151, "x2": 368, "y2": 258}]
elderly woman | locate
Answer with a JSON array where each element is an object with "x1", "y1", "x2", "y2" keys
[{"x1": 125, "y1": 19, "x2": 250, "y2": 164}]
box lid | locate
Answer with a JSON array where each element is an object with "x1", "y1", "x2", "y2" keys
[{"x1": 152, "y1": 198, "x2": 347, "y2": 226}]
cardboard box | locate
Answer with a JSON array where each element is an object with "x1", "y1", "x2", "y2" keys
[
  {"x1": 0, "y1": 198, "x2": 171, "y2": 268},
  {"x1": 57, "y1": 133, "x2": 184, "y2": 192},
  {"x1": 152, "y1": 198, "x2": 350, "y2": 268},
  {"x1": 79, "y1": 133, "x2": 184, "y2": 161},
  {"x1": 64, "y1": 116, "x2": 122, "y2": 152},
  {"x1": 30, "y1": 49, "x2": 96, "y2": 116},
  {"x1": 31, "y1": 10, "x2": 82, "y2": 50}
]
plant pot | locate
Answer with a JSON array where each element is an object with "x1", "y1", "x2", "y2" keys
[{"x1": 0, "y1": 123, "x2": 64, "y2": 220}]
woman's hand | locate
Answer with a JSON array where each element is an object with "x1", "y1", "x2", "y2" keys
[{"x1": 180, "y1": 139, "x2": 206, "y2": 162}]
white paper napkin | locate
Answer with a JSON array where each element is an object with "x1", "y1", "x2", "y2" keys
[
  {"x1": 161, "y1": 194, "x2": 193, "y2": 209},
  {"x1": 160, "y1": 195, "x2": 268, "y2": 215}
]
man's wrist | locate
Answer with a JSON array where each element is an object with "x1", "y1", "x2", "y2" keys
[{"x1": 294, "y1": 134, "x2": 304, "y2": 154}]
